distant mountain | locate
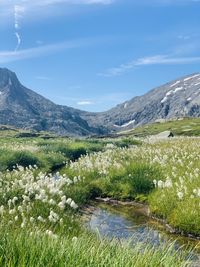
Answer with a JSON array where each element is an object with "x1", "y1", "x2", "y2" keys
[
  {"x1": 0, "y1": 68, "x2": 105, "y2": 136},
  {"x1": 82, "y1": 73, "x2": 200, "y2": 132},
  {"x1": 0, "y1": 67, "x2": 200, "y2": 136}
]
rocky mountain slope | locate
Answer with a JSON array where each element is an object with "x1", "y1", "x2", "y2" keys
[
  {"x1": 82, "y1": 73, "x2": 200, "y2": 132},
  {"x1": 0, "y1": 68, "x2": 105, "y2": 136},
  {"x1": 0, "y1": 67, "x2": 200, "y2": 136}
]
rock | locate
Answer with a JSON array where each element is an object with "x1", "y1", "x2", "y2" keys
[{"x1": 155, "y1": 131, "x2": 174, "y2": 139}]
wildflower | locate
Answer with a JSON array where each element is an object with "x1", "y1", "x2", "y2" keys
[
  {"x1": 177, "y1": 192, "x2": 184, "y2": 200},
  {"x1": 49, "y1": 199, "x2": 56, "y2": 205},
  {"x1": 58, "y1": 202, "x2": 65, "y2": 210},
  {"x1": 157, "y1": 180, "x2": 163, "y2": 188},
  {"x1": 164, "y1": 179, "x2": 172, "y2": 188},
  {"x1": 30, "y1": 217, "x2": 35, "y2": 223},
  {"x1": 70, "y1": 201, "x2": 78, "y2": 209},
  {"x1": 21, "y1": 222, "x2": 25, "y2": 228},
  {"x1": 61, "y1": 195, "x2": 66, "y2": 203},
  {"x1": 48, "y1": 211, "x2": 59, "y2": 223},
  {"x1": 153, "y1": 179, "x2": 157, "y2": 186},
  {"x1": 66, "y1": 198, "x2": 72, "y2": 205},
  {"x1": 0, "y1": 205, "x2": 4, "y2": 215},
  {"x1": 12, "y1": 196, "x2": 18, "y2": 204},
  {"x1": 9, "y1": 209, "x2": 16, "y2": 215},
  {"x1": 37, "y1": 216, "x2": 45, "y2": 222},
  {"x1": 18, "y1": 206, "x2": 23, "y2": 212},
  {"x1": 72, "y1": 236, "x2": 78, "y2": 242}
]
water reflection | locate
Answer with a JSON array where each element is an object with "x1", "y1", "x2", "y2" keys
[{"x1": 86, "y1": 203, "x2": 200, "y2": 265}]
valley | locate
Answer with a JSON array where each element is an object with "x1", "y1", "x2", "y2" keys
[{"x1": 1, "y1": 68, "x2": 200, "y2": 137}]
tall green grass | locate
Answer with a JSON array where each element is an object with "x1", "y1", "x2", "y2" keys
[{"x1": 0, "y1": 227, "x2": 191, "y2": 267}]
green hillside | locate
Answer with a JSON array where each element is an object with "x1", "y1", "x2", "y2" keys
[{"x1": 118, "y1": 117, "x2": 200, "y2": 137}]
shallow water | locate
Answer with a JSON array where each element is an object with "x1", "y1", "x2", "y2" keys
[{"x1": 85, "y1": 202, "x2": 200, "y2": 265}]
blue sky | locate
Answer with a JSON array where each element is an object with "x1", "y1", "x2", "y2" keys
[{"x1": 0, "y1": 0, "x2": 200, "y2": 111}]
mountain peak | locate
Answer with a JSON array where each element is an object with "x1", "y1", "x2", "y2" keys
[
  {"x1": 0, "y1": 68, "x2": 20, "y2": 88},
  {"x1": 0, "y1": 67, "x2": 105, "y2": 136},
  {"x1": 0, "y1": 68, "x2": 200, "y2": 136}
]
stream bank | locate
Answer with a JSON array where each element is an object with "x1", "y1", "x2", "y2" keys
[{"x1": 81, "y1": 199, "x2": 200, "y2": 266}]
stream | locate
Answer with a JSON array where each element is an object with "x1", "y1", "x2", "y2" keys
[{"x1": 83, "y1": 201, "x2": 200, "y2": 266}]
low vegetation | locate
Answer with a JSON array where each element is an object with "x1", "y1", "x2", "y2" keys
[
  {"x1": 0, "y1": 130, "x2": 198, "y2": 266},
  {"x1": 119, "y1": 117, "x2": 200, "y2": 137}
]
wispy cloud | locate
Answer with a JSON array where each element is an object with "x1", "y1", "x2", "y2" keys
[
  {"x1": 0, "y1": 0, "x2": 114, "y2": 10},
  {"x1": 131, "y1": 0, "x2": 200, "y2": 5},
  {"x1": 99, "y1": 54, "x2": 200, "y2": 77},
  {"x1": 14, "y1": 32, "x2": 21, "y2": 51},
  {"x1": 32, "y1": 0, "x2": 114, "y2": 6},
  {"x1": 0, "y1": 0, "x2": 114, "y2": 21},
  {"x1": 98, "y1": 61, "x2": 136, "y2": 77},
  {"x1": 135, "y1": 55, "x2": 200, "y2": 65},
  {"x1": 0, "y1": 0, "x2": 114, "y2": 51},
  {"x1": 77, "y1": 100, "x2": 94, "y2": 105},
  {"x1": 14, "y1": 5, "x2": 25, "y2": 51},
  {"x1": 0, "y1": 37, "x2": 101, "y2": 64}
]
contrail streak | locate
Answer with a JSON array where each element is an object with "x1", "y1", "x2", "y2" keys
[
  {"x1": 15, "y1": 32, "x2": 21, "y2": 52},
  {"x1": 14, "y1": 5, "x2": 24, "y2": 51}
]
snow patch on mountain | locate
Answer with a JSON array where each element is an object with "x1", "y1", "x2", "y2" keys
[
  {"x1": 166, "y1": 90, "x2": 173, "y2": 96},
  {"x1": 170, "y1": 81, "x2": 180, "y2": 87},
  {"x1": 114, "y1": 119, "x2": 135, "y2": 128},
  {"x1": 161, "y1": 96, "x2": 168, "y2": 103},
  {"x1": 174, "y1": 87, "x2": 184, "y2": 93},
  {"x1": 184, "y1": 74, "x2": 200, "y2": 82}
]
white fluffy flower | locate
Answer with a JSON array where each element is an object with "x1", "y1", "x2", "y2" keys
[
  {"x1": 177, "y1": 192, "x2": 184, "y2": 200},
  {"x1": 70, "y1": 201, "x2": 78, "y2": 209}
]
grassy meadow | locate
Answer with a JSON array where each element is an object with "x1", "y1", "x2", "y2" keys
[
  {"x1": 118, "y1": 117, "x2": 200, "y2": 137},
  {"x1": 0, "y1": 125, "x2": 199, "y2": 266}
]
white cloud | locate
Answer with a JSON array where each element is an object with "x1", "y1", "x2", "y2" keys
[
  {"x1": 77, "y1": 100, "x2": 94, "y2": 105},
  {"x1": 135, "y1": 55, "x2": 200, "y2": 65},
  {"x1": 98, "y1": 61, "x2": 135, "y2": 77},
  {"x1": 99, "y1": 54, "x2": 200, "y2": 77},
  {"x1": 0, "y1": 0, "x2": 114, "y2": 51},
  {"x1": 14, "y1": 5, "x2": 25, "y2": 51},
  {"x1": 0, "y1": 0, "x2": 113, "y2": 9},
  {"x1": 0, "y1": 37, "x2": 100, "y2": 64},
  {"x1": 0, "y1": 0, "x2": 114, "y2": 21},
  {"x1": 34, "y1": 0, "x2": 114, "y2": 5},
  {"x1": 14, "y1": 32, "x2": 21, "y2": 51},
  {"x1": 136, "y1": 0, "x2": 200, "y2": 5}
]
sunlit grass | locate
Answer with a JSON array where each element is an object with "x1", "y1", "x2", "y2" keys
[{"x1": 0, "y1": 134, "x2": 199, "y2": 266}]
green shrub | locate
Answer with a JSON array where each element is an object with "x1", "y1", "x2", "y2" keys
[
  {"x1": 115, "y1": 138, "x2": 142, "y2": 148},
  {"x1": 169, "y1": 198, "x2": 200, "y2": 236},
  {"x1": 149, "y1": 189, "x2": 178, "y2": 219},
  {"x1": 40, "y1": 152, "x2": 66, "y2": 172},
  {"x1": 0, "y1": 150, "x2": 40, "y2": 171},
  {"x1": 127, "y1": 163, "x2": 158, "y2": 195}
]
